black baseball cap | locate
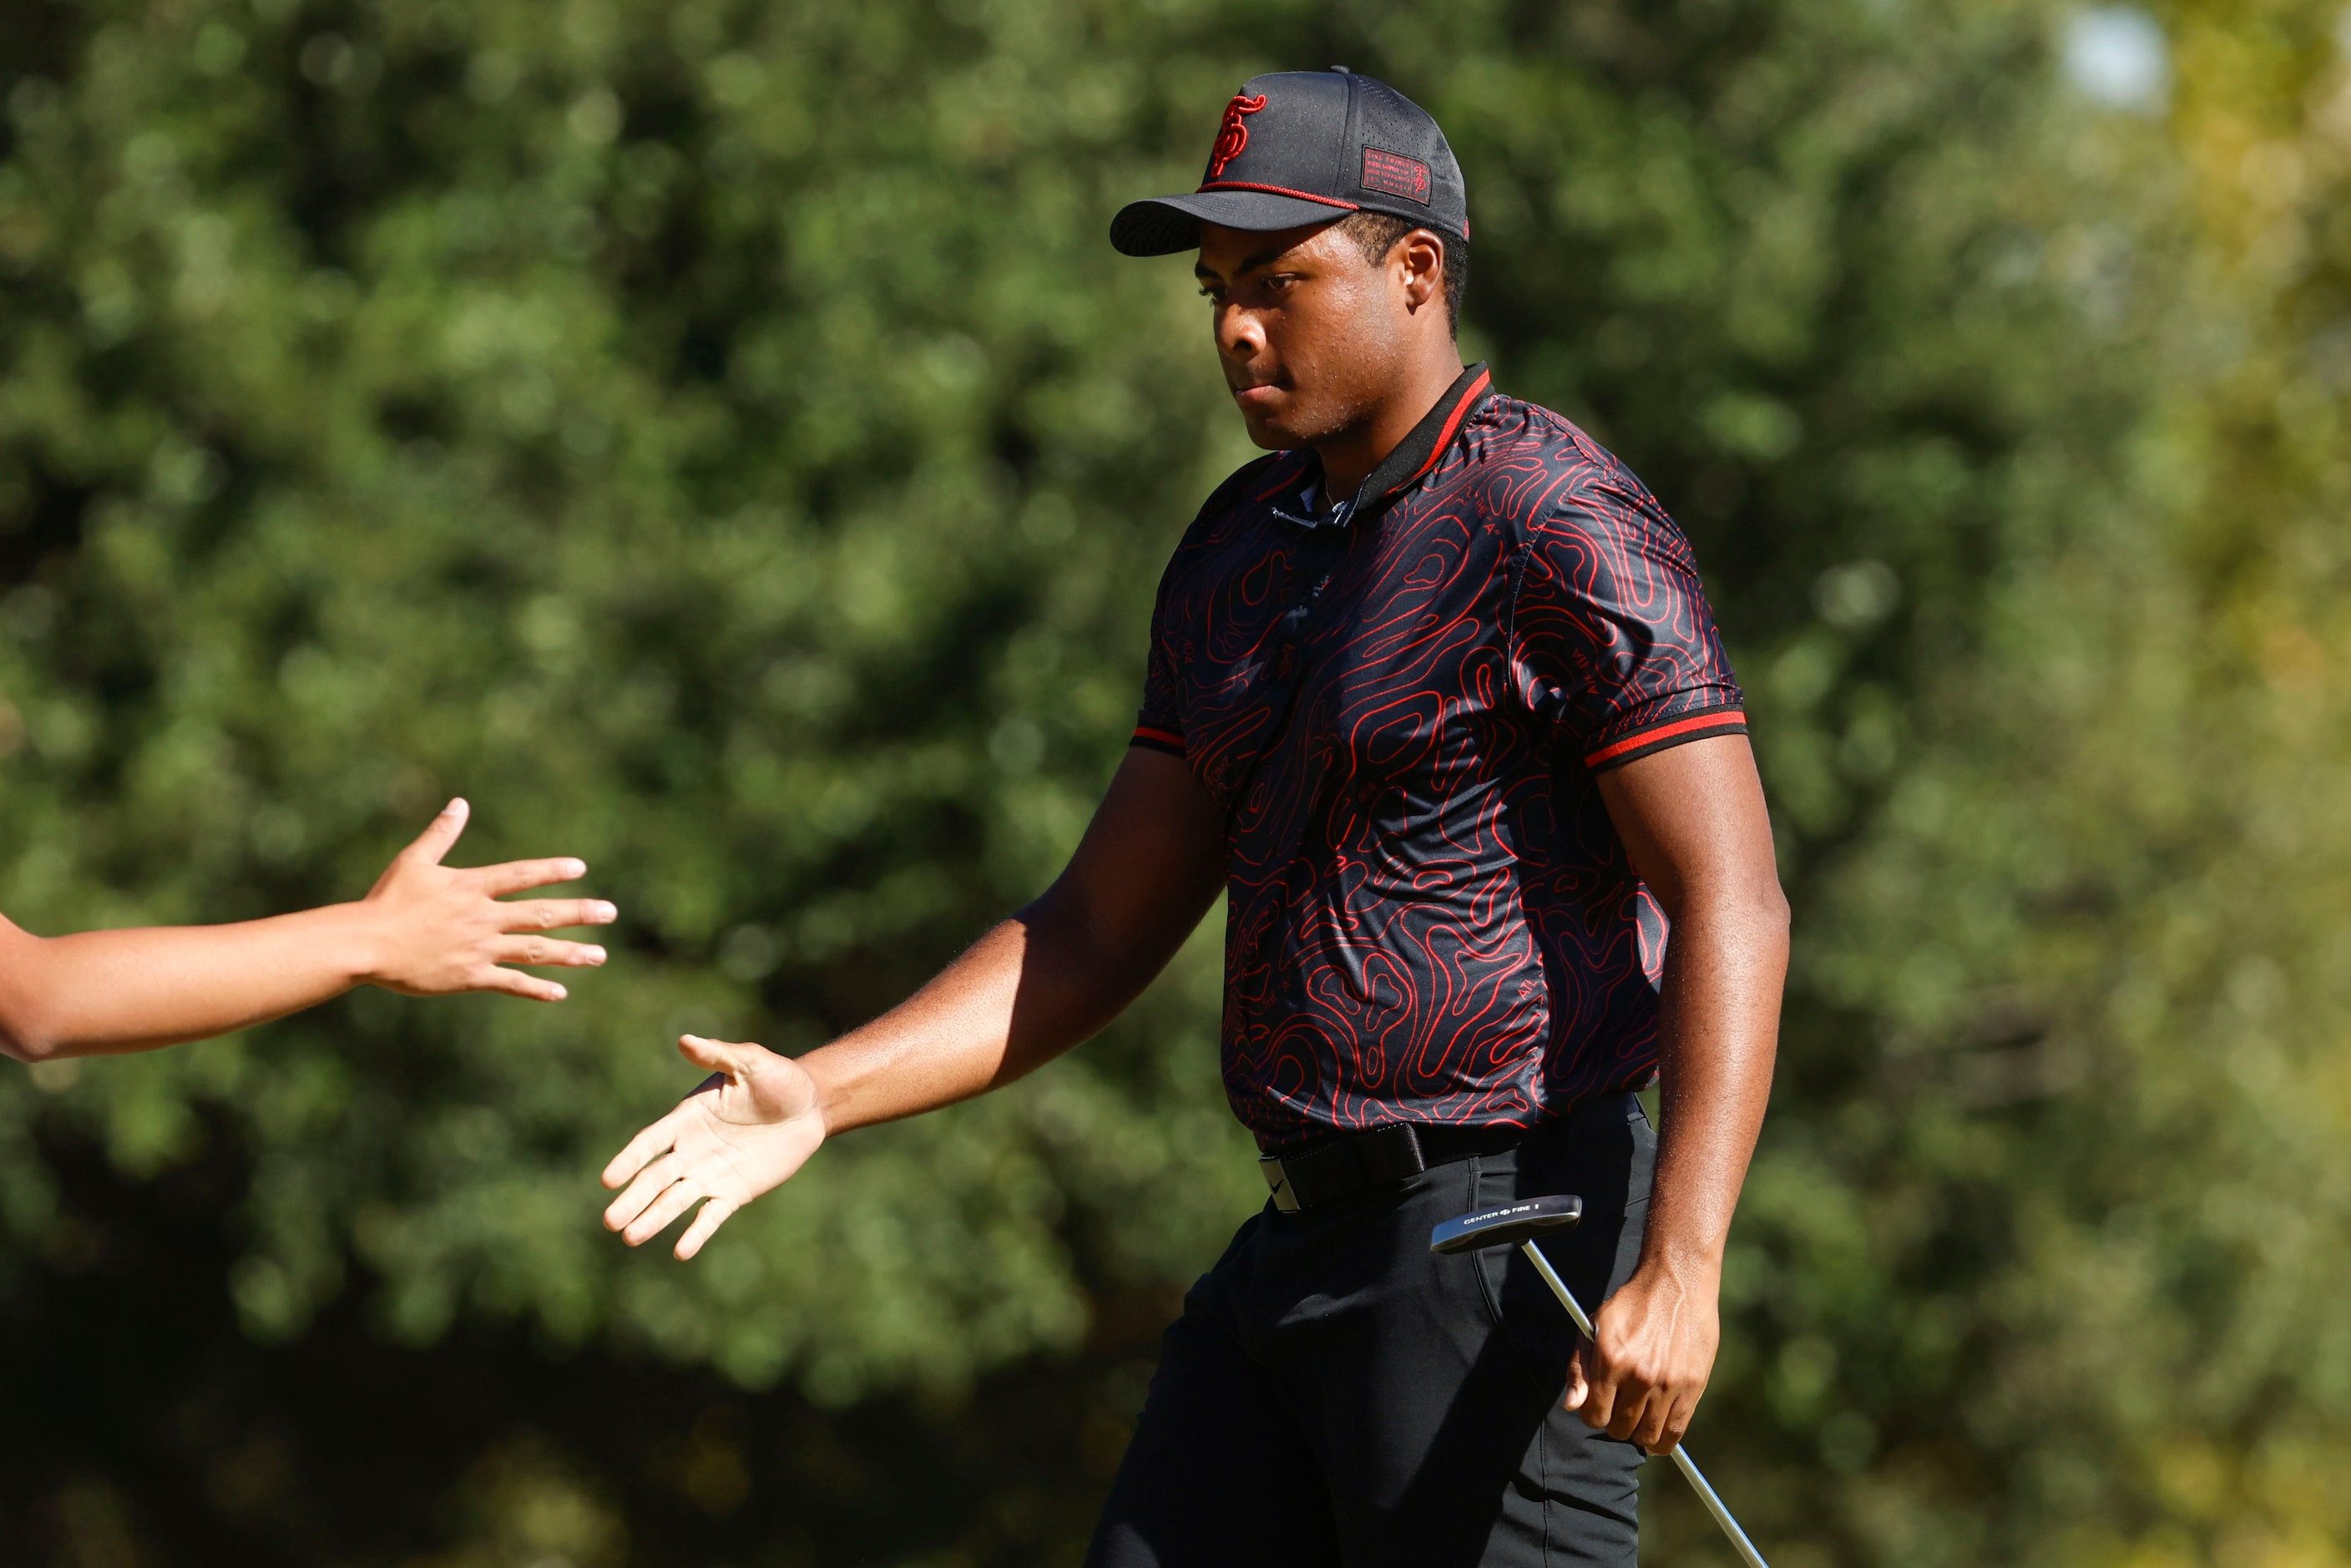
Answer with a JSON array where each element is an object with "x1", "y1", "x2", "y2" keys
[{"x1": 1111, "y1": 68, "x2": 1468, "y2": 257}]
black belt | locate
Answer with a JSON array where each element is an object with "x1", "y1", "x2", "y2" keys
[{"x1": 1259, "y1": 1121, "x2": 1536, "y2": 1213}]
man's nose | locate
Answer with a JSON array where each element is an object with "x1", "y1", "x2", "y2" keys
[{"x1": 1216, "y1": 303, "x2": 1266, "y2": 361}]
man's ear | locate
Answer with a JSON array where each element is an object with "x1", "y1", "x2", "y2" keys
[{"x1": 1397, "y1": 230, "x2": 1447, "y2": 316}]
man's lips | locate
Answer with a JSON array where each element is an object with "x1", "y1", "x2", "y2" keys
[{"x1": 1230, "y1": 382, "x2": 1286, "y2": 409}]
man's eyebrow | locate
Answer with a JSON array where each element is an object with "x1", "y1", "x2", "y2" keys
[{"x1": 1195, "y1": 245, "x2": 1298, "y2": 283}]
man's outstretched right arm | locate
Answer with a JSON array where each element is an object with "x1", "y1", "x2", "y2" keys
[{"x1": 600, "y1": 747, "x2": 1227, "y2": 1259}]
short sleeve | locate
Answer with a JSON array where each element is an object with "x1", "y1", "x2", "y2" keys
[{"x1": 1509, "y1": 459, "x2": 1745, "y2": 772}]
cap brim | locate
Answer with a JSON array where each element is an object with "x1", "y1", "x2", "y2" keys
[{"x1": 1110, "y1": 190, "x2": 1356, "y2": 256}]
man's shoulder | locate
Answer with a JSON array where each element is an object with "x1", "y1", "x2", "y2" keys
[
  {"x1": 1470, "y1": 392, "x2": 1631, "y2": 488},
  {"x1": 1468, "y1": 392, "x2": 1678, "y2": 540},
  {"x1": 1150, "y1": 450, "x2": 1305, "y2": 613},
  {"x1": 1193, "y1": 448, "x2": 1309, "y2": 526},
  {"x1": 1474, "y1": 387, "x2": 1572, "y2": 439}
]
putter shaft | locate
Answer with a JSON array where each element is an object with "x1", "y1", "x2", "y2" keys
[{"x1": 1517, "y1": 1240, "x2": 1771, "y2": 1568}]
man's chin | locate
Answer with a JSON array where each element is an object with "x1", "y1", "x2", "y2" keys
[{"x1": 1238, "y1": 407, "x2": 1309, "y2": 452}]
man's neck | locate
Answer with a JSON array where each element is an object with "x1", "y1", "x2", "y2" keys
[{"x1": 1312, "y1": 349, "x2": 1468, "y2": 505}]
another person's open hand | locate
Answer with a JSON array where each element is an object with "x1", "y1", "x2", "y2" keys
[
  {"x1": 360, "y1": 797, "x2": 614, "y2": 1001},
  {"x1": 601, "y1": 1034, "x2": 826, "y2": 1258}
]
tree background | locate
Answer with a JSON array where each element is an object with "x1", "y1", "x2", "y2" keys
[{"x1": 1, "y1": 0, "x2": 2347, "y2": 1563}]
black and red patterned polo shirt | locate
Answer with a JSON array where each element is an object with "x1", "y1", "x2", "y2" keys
[{"x1": 1132, "y1": 364, "x2": 1747, "y2": 1152}]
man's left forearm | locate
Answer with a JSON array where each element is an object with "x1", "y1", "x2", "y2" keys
[
  {"x1": 1575, "y1": 735, "x2": 1787, "y2": 1450},
  {"x1": 1642, "y1": 885, "x2": 1788, "y2": 1276},
  {"x1": 1567, "y1": 882, "x2": 1785, "y2": 1451}
]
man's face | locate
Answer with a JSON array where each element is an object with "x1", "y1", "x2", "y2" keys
[{"x1": 1194, "y1": 220, "x2": 1413, "y2": 451}]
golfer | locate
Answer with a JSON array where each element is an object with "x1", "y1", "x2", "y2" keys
[
  {"x1": 601, "y1": 68, "x2": 1787, "y2": 1565},
  {"x1": 0, "y1": 797, "x2": 614, "y2": 1063}
]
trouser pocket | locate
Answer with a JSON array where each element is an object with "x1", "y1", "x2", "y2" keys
[{"x1": 1470, "y1": 1096, "x2": 1652, "y2": 1368}]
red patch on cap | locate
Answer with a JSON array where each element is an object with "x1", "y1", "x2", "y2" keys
[
  {"x1": 1361, "y1": 147, "x2": 1431, "y2": 204},
  {"x1": 1207, "y1": 93, "x2": 1268, "y2": 180}
]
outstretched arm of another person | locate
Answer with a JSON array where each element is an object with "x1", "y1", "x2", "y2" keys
[
  {"x1": 1566, "y1": 735, "x2": 1789, "y2": 1454},
  {"x1": 600, "y1": 746, "x2": 1228, "y2": 1260},
  {"x1": 0, "y1": 798, "x2": 615, "y2": 1065}
]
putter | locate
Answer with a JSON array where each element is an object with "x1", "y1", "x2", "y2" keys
[{"x1": 1431, "y1": 1197, "x2": 1771, "y2": 1568}]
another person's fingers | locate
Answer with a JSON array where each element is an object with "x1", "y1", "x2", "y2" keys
[
  {"x1": 602, "y1": 1115, "x2": 682, "y2": 1189},
  {"x1": 489, "y1": 936, "x2": 609, "y2": 969},
  {"x1": 674, "y1": 1196, "x2": 737, "y2": 1261},
  {"x1": 498, "y1": 898, "x2": 617, "y2": 932},
  {"x1": 622, "y1": 1175, "x2": 709, "y2": 1247},
  {"x1": 473, "y1": 966, "x2": 568, "y2": 1002},
  {"x1": 473, "y1": 857, "x2": 590, "y2": 897},
  {"x1": 400, "y1": 797, "x2": 472, "y2": 867},
  {"x1": 603, "y1": 1151, "x2": 685, "y2": 1231}
]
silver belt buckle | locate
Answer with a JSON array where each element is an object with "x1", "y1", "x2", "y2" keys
[{"x1": 1260, "y1": 1155, "x2": 1299, "y2": 1212}]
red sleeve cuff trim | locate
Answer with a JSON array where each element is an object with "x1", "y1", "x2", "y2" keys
[
  {"x1": 1130, "y1": 724, "x2": 1186, "y2": 756},
  {"x1": 1584, "y1": 707, "x2": 1747, "y2": 771}
]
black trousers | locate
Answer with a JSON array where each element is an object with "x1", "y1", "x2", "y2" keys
[{"x1": 1087, "y1": 1092, "x2": 1657, "y2": 1568}]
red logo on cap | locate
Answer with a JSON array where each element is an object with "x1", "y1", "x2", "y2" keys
[{"x1": 1206, "y1": 93, "x2": 1267, "y2": 180}]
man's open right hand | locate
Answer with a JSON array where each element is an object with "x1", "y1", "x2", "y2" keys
[{"x1": 599, "y1": 1034, "x2": 826, "y2": 1259}]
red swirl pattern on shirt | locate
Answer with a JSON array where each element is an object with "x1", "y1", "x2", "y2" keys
[{"x1": 1137, "y1": 392, "x2": 1742, "y2": 1151}]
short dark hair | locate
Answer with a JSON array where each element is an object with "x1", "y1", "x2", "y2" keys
[{"x1": 1337, "y1": 211, "x2": 1468, "y2": 336}]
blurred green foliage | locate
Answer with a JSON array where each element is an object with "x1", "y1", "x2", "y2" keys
[{"x1": 1, "y1": 0, "x2": 2348, "y2": 1563}]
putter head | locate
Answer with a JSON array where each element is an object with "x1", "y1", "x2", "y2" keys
[{"x1": 1428, "y1": 1194, "x2": 1584, "y2": 1256}]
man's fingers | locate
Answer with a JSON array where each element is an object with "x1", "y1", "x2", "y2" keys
[
  {"x1": 1605, "y1": 1380, "x2": 1656, "y2": 1445},
  {"x1": 600, "y1": 1051, "x2": 786, "y2": 1260},
  {"x1": 474, "y1": 966, "x2": 568, "y2": 1003},
  {"x1": 1656, "y1": 1384, "x2": 1702, "y2": 1454},
  {"x1": 1561, "y1": 1340, "x2": 1591, "y2": 1412},
  {"x1": 500, "y1": 898, "x2": 619, "y2": 932},
  {"x1": 602, "y1": 1115, "x2": 683, "y2": 1190},
  {"x1": 674, "y1": 1197, "x2": 737, "y2": 1260},
  {"x1": 622, "y1": 1172, "x2": 709, "y2": 1247},
  {"x1": 603, "y1": 1151, "x2": 685, "y2": 1231},
  {"x1": 677, "y1": 1033, "x2": 758, "y2": 1076},
  {"x1": 402, "y1": 797, "x2": 471, "y2": 867},
  {"x1": 473, "y1": 857, "x2": 591, "y2": 897},
  {"x1": 491, "y1": 936, "x2": 609, "y2": 969},
  {"x1": 1629, "y1": 1386, "x2": 1675, "y2": 1453},
  {"x1": 1576, "y1": 1351, "x2": 1621, "y2": 1432}
]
